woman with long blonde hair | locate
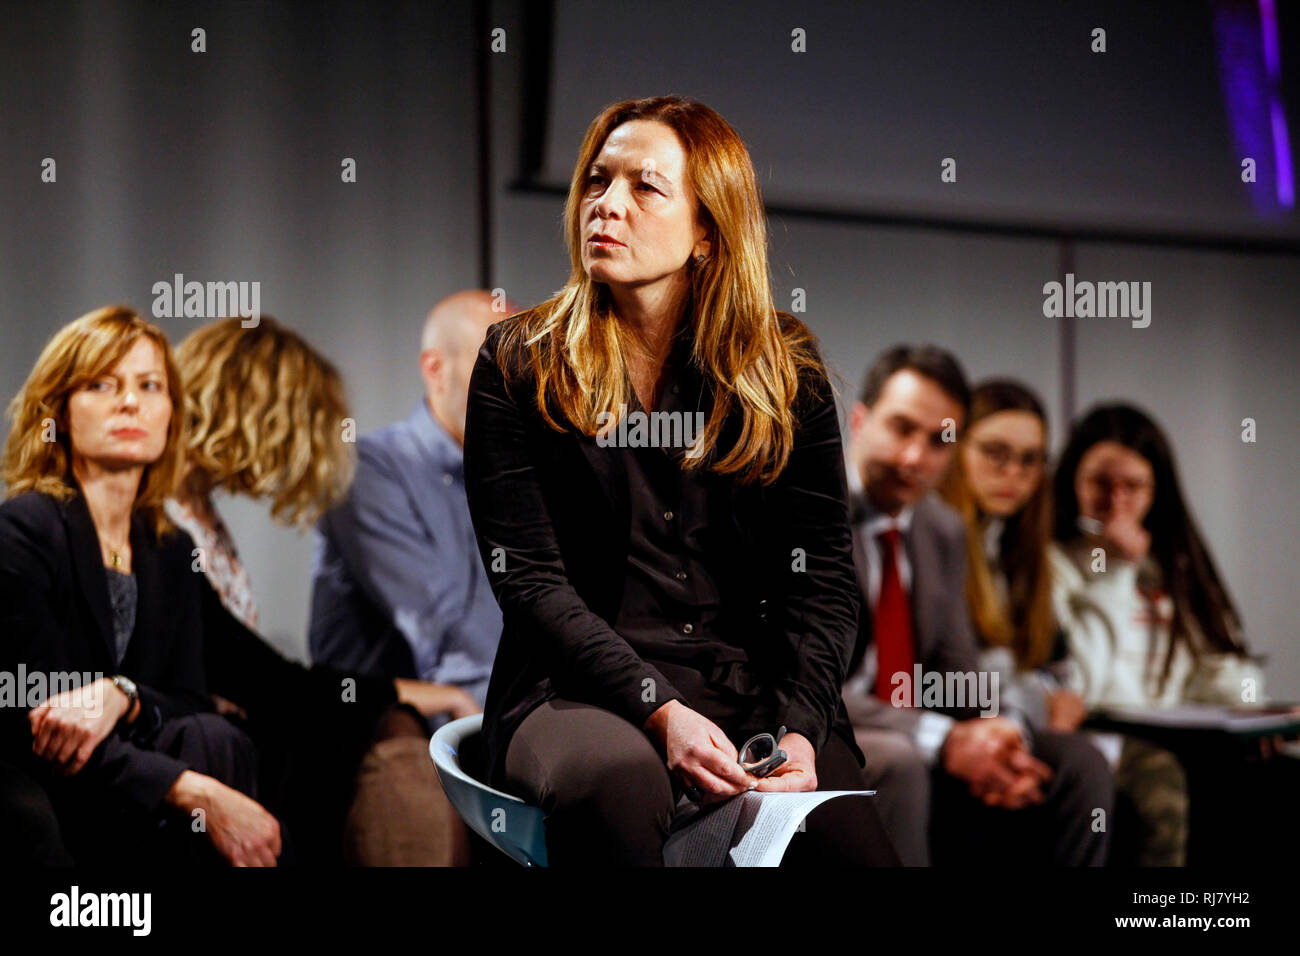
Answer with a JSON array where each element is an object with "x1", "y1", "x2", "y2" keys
[
  {"x1": 937, "y1": 379, "x2": 1083, "y2": 731},
  {"x1": 465, "y1": 96, "x2": 897, "y2": 865},
  {"x1": 170, "y1": 316, "x2": 477, "y2": 865},
  {"x1": 0, "y1": 306, "x2": 282, "y2": 865}
]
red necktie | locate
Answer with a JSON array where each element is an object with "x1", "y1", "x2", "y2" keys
[{"x1": 873, "y1": 527, "x2": 915, "y2": 703}]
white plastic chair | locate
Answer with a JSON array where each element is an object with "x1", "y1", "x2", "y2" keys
[{"x1": 429, "y1": 714, "x2": 548, "y2": 867}]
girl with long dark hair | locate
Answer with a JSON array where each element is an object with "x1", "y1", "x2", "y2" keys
[
  {"x1": 1051, "y1": 404, "x2": 1257, "y2": 707},
  {"x1": 1051, "y1": 403, "x2": 1264, "y2": 864}
]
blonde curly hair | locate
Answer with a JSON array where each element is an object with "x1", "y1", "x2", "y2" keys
[{"x1": 174, "y1": 316, "x2": 354, "y2": 529}]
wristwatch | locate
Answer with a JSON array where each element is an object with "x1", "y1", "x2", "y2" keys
[{"x1": 111, "y1": 674, "x2": 139, "y2": 720}]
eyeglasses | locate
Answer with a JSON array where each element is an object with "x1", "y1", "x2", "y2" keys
[
  {"x1": 739, "y1": 726, "x2": 788, "y2": 778},
  {"x1": 973, "y1": 440, "x2": 1046, "y2": 473}
]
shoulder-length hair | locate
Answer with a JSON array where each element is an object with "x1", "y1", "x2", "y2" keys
[
  {"x1": 939, "y1": 380, "x2": 1055, "y2": 669},
  {"x1": 174, "y1": 316, "x2": 354, "y2": 529},
  {"x1": 497, "y1": 95, "x2": 824, "y2": 485},
  {"x1": 2, "y1": 305, "x2": 186, "y2": 538},
  {"x1": 1052, "y1": 403, "x2": 1250, "y2": 689}
]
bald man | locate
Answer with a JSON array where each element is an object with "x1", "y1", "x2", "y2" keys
[
  {"x1": 418, "y1": 289, "x2": 509, "y2": 446},
  {"x1": 308, "y1": 290, "x2": 513, "y2": 864}
]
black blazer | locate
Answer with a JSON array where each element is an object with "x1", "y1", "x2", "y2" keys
[
  {"x1": 464, "y1": 315, "x2": 864, "y2": 786},
  {"x1": 198, "y1": 572, "x2": 397, "y2": 766},
  {"x1": 0, "y1": 488, "x2": 209, "y2": 813}
]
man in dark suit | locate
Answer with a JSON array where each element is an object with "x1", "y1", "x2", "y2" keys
[{"x1": 843, "y1": 345, "x2": 1113, "y2": 865}]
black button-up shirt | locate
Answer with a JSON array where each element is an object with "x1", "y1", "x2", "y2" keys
[{"x1": 612, "y1": 328, "x2": 775, "y2": 723}]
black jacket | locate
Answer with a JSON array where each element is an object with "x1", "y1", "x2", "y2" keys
[
  {"x1": 0, "y1": 489, "x2": 209, "y2": 812},
  {"x1": 464, "y1": 315, "x2": 864, "y2": 786},
  {"x1": 198, "y1": 572, "x2": 396, "y2": 750},
  {"x1": 196, "y1": 566, "x2": 398, "y2": 865},
  {"x1": 197, "y1": 567, "x2": 395, "y2": 785}
]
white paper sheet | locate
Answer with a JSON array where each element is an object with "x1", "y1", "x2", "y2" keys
[{"x1": 662, "y1": 790, "x2": 875, "y2": 867}]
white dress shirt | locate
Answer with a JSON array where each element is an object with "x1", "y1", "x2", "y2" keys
[
  {"x1": 847, "y1": 463, "x2": 914, "y2": 605},
  {"x1": 846, "y1": 468, "x2": 956, "y2": 759},
  {"x1": 844, "y1": 467, "x2": 1037, "y2": 759}
]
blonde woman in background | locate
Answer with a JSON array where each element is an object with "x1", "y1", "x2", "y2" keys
[
  {"x1": 0, "y1": 306, "x2": 281, "y2": 865},
  {"x1": 936, "y1": 381, "x2": 1158, "y2": 860},
  {"x1": 171, "y1": 316, "x2": 475, "y2": 866},
  {"x1": 938, "y1": 380, "x2": 1084, "y2": 733}
]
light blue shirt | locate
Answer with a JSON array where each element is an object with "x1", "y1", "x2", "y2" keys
[{"x1": 308, "y1": 398, "x2": 501, "y2": 707}]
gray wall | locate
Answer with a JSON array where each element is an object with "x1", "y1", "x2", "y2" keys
[
  {"x1": 1, "y1": 1, "x2": 478, "y2": 662},
  {"x1": 2, "y1": 1, "x2": 1297, "y2": 696}
]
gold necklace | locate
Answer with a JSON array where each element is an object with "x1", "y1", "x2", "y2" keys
[{"x1": 104, "y1": 533, "x2": 130, "y2": 570}]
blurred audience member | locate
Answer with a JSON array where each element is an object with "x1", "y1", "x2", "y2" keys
[
  {"x1": 937, "y1": 380, "x2": 1084, "y2": 732},
  {"x1": 1050, "y1": 403, "x2": 1289, "y2": 865},
  {"x1": 172, "y1": 316, "x2": 467, "y2": 866},
  {"x1": 1, "y1": 306, "x2": 280, "y2": 866},
  {"x1": 309, "y1": 290, "x2": 506, "y2": 711},
  {"x1": 843, "y1": 346, "x2": 1112, "y2": 866},
  {"x1": 307, "y1": 291, "x2": 509, "y2": 864}
]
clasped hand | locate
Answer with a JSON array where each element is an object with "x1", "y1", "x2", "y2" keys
[
  {"x1": 29, "y1": 677, "x2": 130, "y2": 775},
  {"x1": 942, "y1": 716, "x2": 1053, "y2": 809}
]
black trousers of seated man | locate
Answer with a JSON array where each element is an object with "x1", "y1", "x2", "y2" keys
[
  {"x1": 36, "y1": 711, "x2": 290, "y2": 866},
  {"x1": 927, "y1": 729, "x2": 1114, "y2": 867},
  {"x1": 856, "y1": 721, "x2": 1113, "y2": 866},
  {"x1": 501, "y1": 662, "x2": 901, "y2": 866},
  {"x1": 850, "y1": 661, "x2": 1116, "y2": 867}
]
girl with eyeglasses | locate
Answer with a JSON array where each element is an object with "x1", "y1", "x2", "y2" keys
[
  {"x1": 938, "y1": 380, "x2": 1086, "y2": 736},
  {"x1": 1050, "y1": 403, "x2": 1282, "y2": 865}
]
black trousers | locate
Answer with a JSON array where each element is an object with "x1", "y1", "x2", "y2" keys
[
  {"x1": 42, "y1": 712, "x2": 268, "y2": 866},
  {"x1": 502, "y1": 663, "x2": 900, "y2": 866},
  {"x1": 927, "y1": 729, "x2": 1114, "y2": 867},
  {"x1": 233, "y1": 700, "x2": 424, "y2": 867},
  {"x1": 0, "y1": 758, "x2": 73, "y2": 866}
]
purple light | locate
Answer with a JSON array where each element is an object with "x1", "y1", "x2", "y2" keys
[
  {"x1": 1270, "y1": 98, "x2": 1295, "y2": 207},
  {"x1": 1214, "y1": 0, "x2": 1294, "y2": 213},
  {"x1": 1258, "y1": 0, "x2": 1294, "y2": 208},
  {"x1": 1259, "y1": 0, "x2": 1281, "y2": 76}
]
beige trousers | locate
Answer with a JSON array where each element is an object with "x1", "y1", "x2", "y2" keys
[{"x1": 342, "y1": 734, "x2": 472, "y2": 866}]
